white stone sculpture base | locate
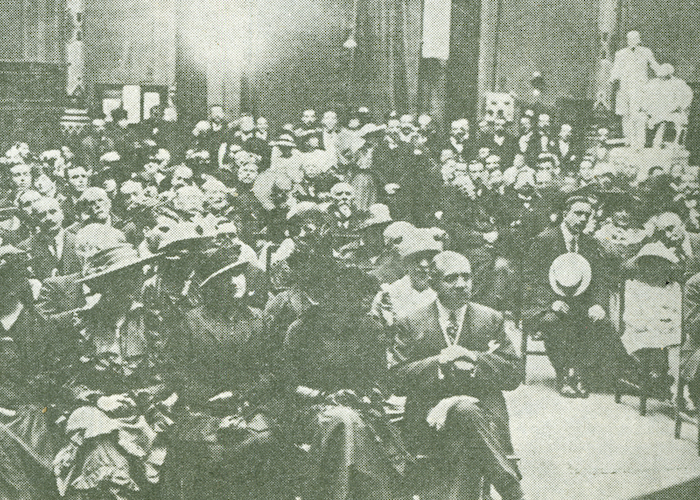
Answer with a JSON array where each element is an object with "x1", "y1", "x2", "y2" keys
[{"x1": 601, "y1": 146, "x2": 695, "y2": 182}]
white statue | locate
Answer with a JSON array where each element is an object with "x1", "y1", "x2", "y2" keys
[
  {"x1": 642, "y1": 63, "x2": 694, "y2": 148},
  {"x1": 609, "y1": 31, "x2": 660, "y2": 149}
]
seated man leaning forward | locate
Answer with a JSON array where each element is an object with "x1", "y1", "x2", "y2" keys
[{"x1": 390, "y1": 251, "x2": 525, "y2": 500}]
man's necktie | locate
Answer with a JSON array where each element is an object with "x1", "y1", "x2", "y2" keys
[{"x1": 446, "y1": 311, "x2": 458, "y2": 345}]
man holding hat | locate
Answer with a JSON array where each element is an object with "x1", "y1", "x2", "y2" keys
[{"x1": 522, "y1": 195, "x2": 618, "y2": 396}]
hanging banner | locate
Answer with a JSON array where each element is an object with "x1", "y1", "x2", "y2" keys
[{"x1": 421, "y1": 0, "x2": 451, "y2": 60}]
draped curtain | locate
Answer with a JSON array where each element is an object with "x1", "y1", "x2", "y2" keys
[
  {"x1": 354, "y1": 0, "x2": 422, "y2": 119},
  {"x1": 0, "y1": 0, "x2": 64, "y2": 63}
]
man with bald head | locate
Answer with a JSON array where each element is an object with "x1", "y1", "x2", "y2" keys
[
  {"x1": 328, "y1": 182, "x2": 368, "y2": 251},
  {"x1": 391, "y1": 251, "x2": 525, "y2": 500}
]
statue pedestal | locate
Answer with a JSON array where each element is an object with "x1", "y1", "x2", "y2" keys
[
  {"x1": 605, "y1": 146, "x2": 694, "y2": 181},
  {"x1": 60, "y1": 107, "x2": 89, "y2": 136}
]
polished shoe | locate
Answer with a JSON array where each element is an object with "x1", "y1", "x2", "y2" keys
[
  {"x1": 575, "y1": 379, "x2": 589, "y2": 398},
  {"x1": 559, "y1": 381, "x2": 578, "y2": 398}
]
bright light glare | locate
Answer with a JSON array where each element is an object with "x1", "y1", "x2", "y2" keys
[{"x1": 179, "y1": 0, "x2": 263, "y2": 72}]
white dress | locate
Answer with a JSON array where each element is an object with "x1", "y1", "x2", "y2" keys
[{"x1": 622, "y1": 279, "x2": 682, "y2": 353}]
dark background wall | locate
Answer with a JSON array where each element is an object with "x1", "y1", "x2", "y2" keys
[
  {"x1": 1, "y1": 0, "x2": 700, "y2": 140},
  {"x1": 0, "y1": 0, "x2": 63, "y2": 63},
  {"x1": 481, "y1": 0, "x2": 700, "y2": 112},
  {"x1": 245, "y1": 0, "x2": 353, "y2": 129},
  {"x1": 481, "y1": 0, "x2": 599, "y2": 108},
  {"x1": 0, "y1": 0, "x2": 64, "y2": 151}
]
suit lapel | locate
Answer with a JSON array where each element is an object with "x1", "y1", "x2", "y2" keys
[
  {"x1": 424, "y1": 301, "x2": 443, "y2": 348},
  {"x1": 62, "y1": 231, "x2": 77, "y2": 273}
]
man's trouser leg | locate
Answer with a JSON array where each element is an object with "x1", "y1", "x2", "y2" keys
[
  {"x1": 425, "y1": 399, "x2": 522, "y2": 500},
  {"x1": 538, "y1": 313, "x2": 569, "y2": 383}
]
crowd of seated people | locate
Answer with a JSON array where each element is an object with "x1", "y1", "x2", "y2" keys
[{"x1": 0, "y1": 101, "x2": 699, "y2": 500}]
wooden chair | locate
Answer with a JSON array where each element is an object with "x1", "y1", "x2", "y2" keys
[
  {"x1": 673, "y1": 300, "x2": 700, "y2": 455},
  {"x1": 614, "y1": 275, "x2": 681, "y2": 416},
  {"x1": 519, "y1": 327, "x2": 548, "y2": 384},
  {"x1": 673, "y1": 379, "x2": 700, "y2": 456}
]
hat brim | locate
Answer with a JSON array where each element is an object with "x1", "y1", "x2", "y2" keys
[
  {"x1": 359, "y1": 130, "x2": 385, "y2": 138},
  {"x1": 358, "y1": 218, "x2": 393, "y2": 231},
  {"x1": 158, "y1": 234, "x2": 212, "y2": 253},
  {"x1": 78, "y1": 253, "x2": 160, "y2": 283},
  {"x1": 548, "y1": 253, "x2": 592, "y2": 297},
  {"x1": 199, "y1": 259, "x2": 248, "y2": 288}
]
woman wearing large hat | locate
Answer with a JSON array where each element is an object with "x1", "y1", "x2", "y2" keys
[
  {"x1": 142, "y1": 220, "x2": 215, "y2": 326},
  {"x1": 53, "y1": 241, "x2": 170, "y2": 500},
  {"x1": 159, "y1": 248, "x2": 280, "y2": 500},
  {"x1": 620, "y1": 242, "x2": 683, "y2": 399}
]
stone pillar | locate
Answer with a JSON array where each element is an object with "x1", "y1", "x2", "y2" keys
[
  {"x1": 61, "y1": 0, "x2": 90, "y2": 135},
  {"x1": 593, "y1": 0, "x2": 619, "y2": 111}
]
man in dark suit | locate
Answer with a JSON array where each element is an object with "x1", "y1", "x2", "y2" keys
[
  {"x1": 60, "y1": 165, "x2": 91, "y2": 228},
  {"x1": 482, "y1": 118, "x2": 517, "y2": 170},
  {"x1": 517, "y1": 115, "x2": 541, "y2": 165},
  {"x1": 551, "y1": 124, "x2": 580, "y2": 174},
  {"x1": 391, "y1": 251, "x2": 525, "y2": 500},
  {"x1": 522, "y1": 196, "x2": 618, "y2": 396},
  {"x1": 19, "y1": 197, "x2": 80, "y2": 281},
  {"x1": 681, "y1": 271, "x2": 700, "y2": 407}
]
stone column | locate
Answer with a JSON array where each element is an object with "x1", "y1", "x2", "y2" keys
[
  {"x1": 593, "y1": 0, "x2": 619, "y2": 110},
  {"x1": 61, "y1": 0, "x2": 90, "y2": 135}
]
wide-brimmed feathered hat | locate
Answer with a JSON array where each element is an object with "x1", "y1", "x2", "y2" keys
[
  {"x1": 198, "y1": 245, "x2": 248, "y2": 289},
  {"x1": 79, "y1": 243, "x2": 154, "y2": 283},
  {"x1": 157, "y1": 221, "x2": 215, "y2": 253}
]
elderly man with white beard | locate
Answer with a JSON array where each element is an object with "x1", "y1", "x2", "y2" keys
[{"x1": 327, "y1": 182, "x2": 369, "y2": 253}]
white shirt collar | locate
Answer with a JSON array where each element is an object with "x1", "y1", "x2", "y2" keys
[
  {"x1": 436, "y1": 299, "x2": 468, "y2": 346},
  {"x1": 51, "y1": 229, "x2": 65, "y2": 260},
  {"x1": 560, "y1": 222, "x2": 578, "y2": 252}
]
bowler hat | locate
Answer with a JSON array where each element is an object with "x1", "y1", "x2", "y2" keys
[
  {"x1": 633, "y1": 242, "x2": 680, "y2": 265},
  {"x1": 397, "y1": 228, "x2": 442, "y2": 259},
  {"x1": 198, "y1": 247, "x2": 248, "y2": 289},
  {"x1": 358, "y1": 123, "x2": 386, "y2": 138},
  {"x1": 158, "y1": 221, "x2": 215, "y2": 252},
  {"x1": 270, "y1": 133, "x2": 297, "y2": 148}
]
